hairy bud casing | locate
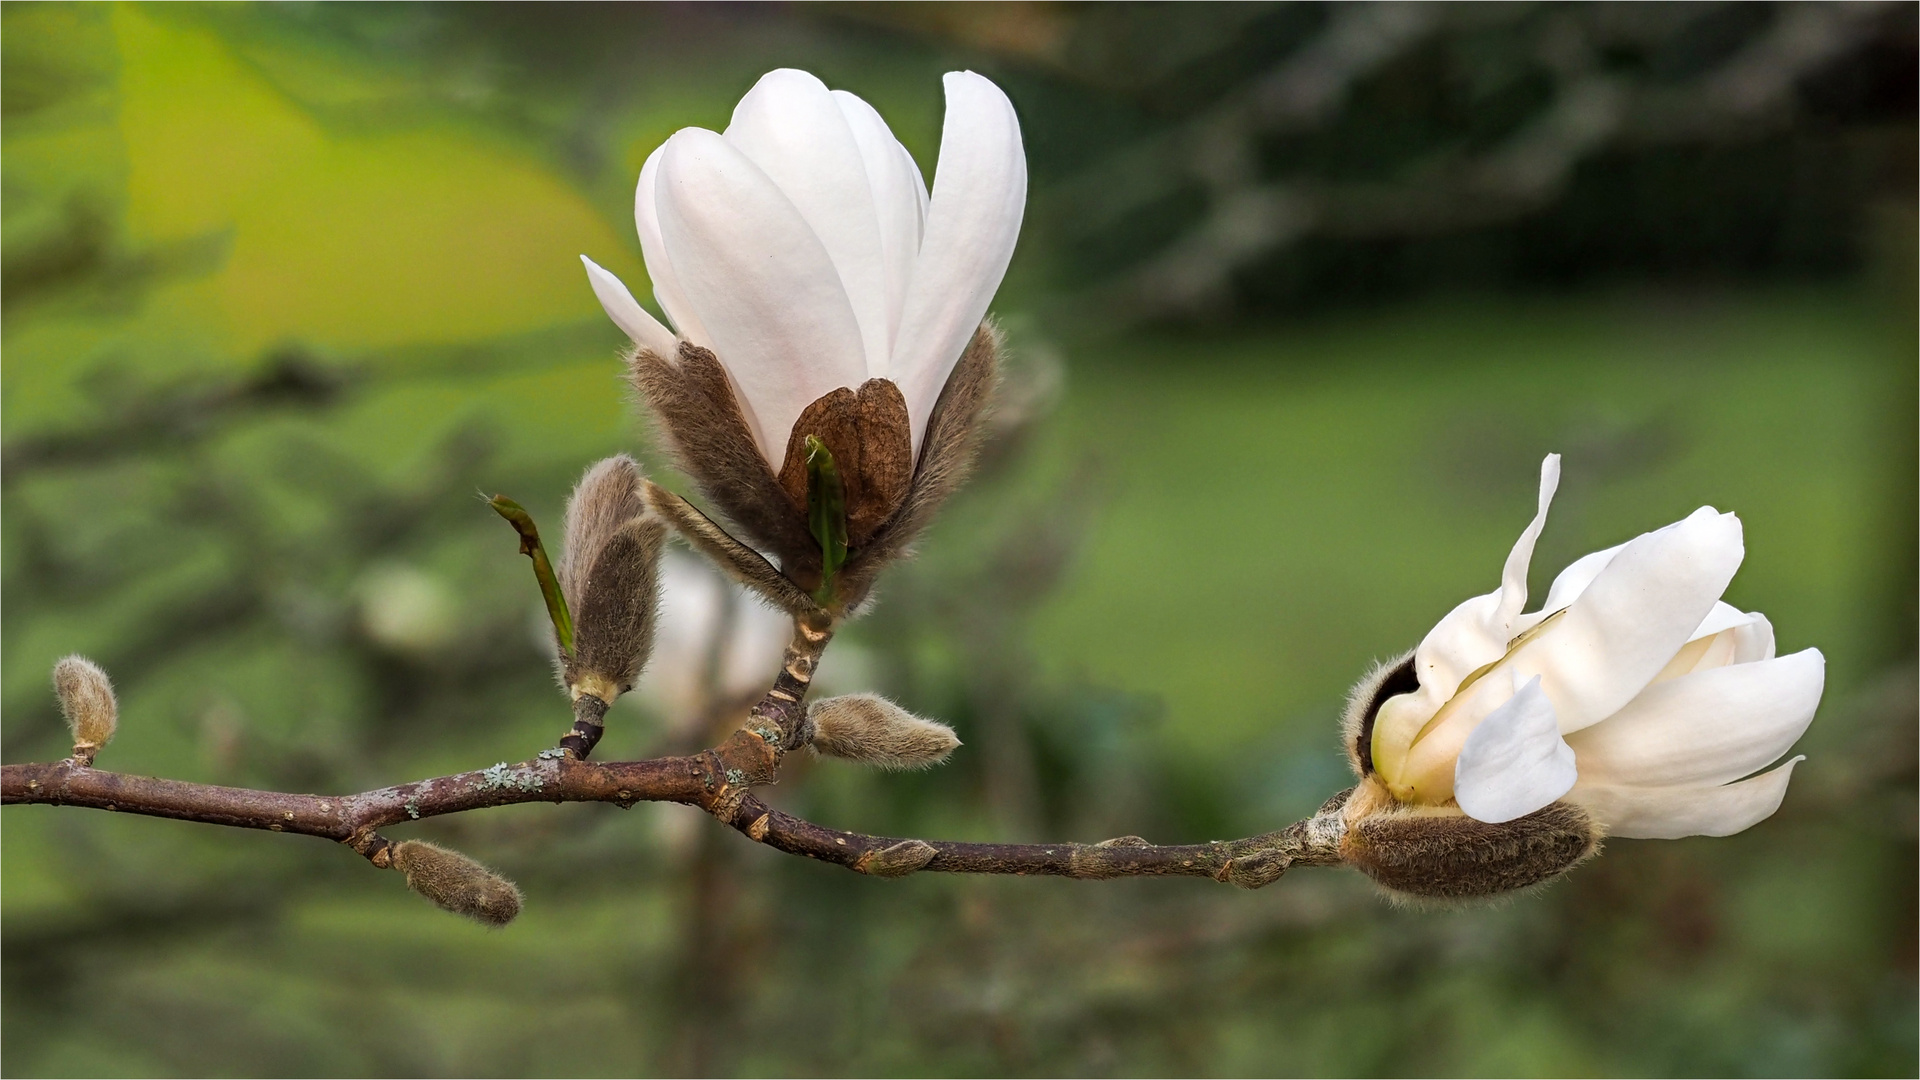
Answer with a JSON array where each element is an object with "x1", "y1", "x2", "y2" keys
[
  {"x1": 52, "y1": 655, "x2": 116, "y2": 764},
  {"x1": 559, "y1": 457, "x2": 666, "y2": 703},
  {"x1": 808, "y1": 694, "x2": 960, "y2": 769},
  {"x1": 567, "y1": 518, "x2": 667, "y2": 702},
  {"x1": 629, "y1": 324, "x2": 1000, "y2": 612},
  {"x1": 1337, "y1": 777, "x2": 1598, "y2": 901},
  {"x1": 390, "y1": 840, "x2": 523, "y2": 926}
]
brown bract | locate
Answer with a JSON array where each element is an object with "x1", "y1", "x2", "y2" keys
[
  {"x1": 776, "y1": 379, "x2": 912, "y2": 546},
  {"x1": 628, "y1": 323, "x2": 1002, "y2": 610},
  {"x1": 1337, "y1": 776, "x2": 1600, "y2": 900}
]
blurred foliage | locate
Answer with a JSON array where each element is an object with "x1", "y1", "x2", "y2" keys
[{"x1": 2, "y1": 4, "x2": 1914, "y2": 1078}]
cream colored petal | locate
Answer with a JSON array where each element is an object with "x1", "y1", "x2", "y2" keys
[
  {"x1": 1569, "y1": 756, "x2": 1804, "y2": 839},
  {"x1": 1567, "y1": 648, "x2": 1823, "y2": 788},
  {"x1": 1454, "y1": 675, "x2": 1578, "y2": 823},
  {"x1": 725, "y1": 69, "x2": 892, "y2": 378},
  {"x1": 580, "y1": 256, "x2": 678, "y2": 359},
  {"x1": 1511, "y1": 507, "x2": 1745, "y2": 735},
  {"x1": 889, "y1": 71, "x2": 1026, "y2": 451},
  {"x1": 832, "y1": 88, "x2": 925, "y2": 370},
  {"x1": 655, "y1": 127, "x2": 869, "y2": 462},
  {"x1": 635, "y1": 144, "x2": 711, "y2": 348}
]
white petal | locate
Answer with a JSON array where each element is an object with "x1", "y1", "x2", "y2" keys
[
  {"x1": 1513, "y1": 539, "x2": 1628, "y2": 635},
  {"x1": 1510, "y1": 507, "x2": 1745, "y2": 734},
  {"x1": 1569, "y1": 756, "x2": 1803, "y2": 839},
  {"x1": 890, "y1": 71, "x2": 1027, "y2": 451},
  {"x1": 635, "y1": 144, "x2": 711, "y2": 348},
  {"x1": 1455, "y1": 675, "x2": 1578, "y2": 823},
  {"x1": 655, "y1": 127, "x2": 869, "y2": 463},
  {"x1": 1734, "y1": 611, "x2": 1776, "y2": 663},
  {"x1": 725, "y1": 70, "x2": 893, "y2": 378},
  {"x1": 1370, "y1": 455, "x2": 1560, "y2": 784},
  {"x1": 1567, "y1": 648, "x2": 1823, "y2": 788},
  {"x1": 833, "y1": 88, "x2": 927, "y2": 371},
  {"x1": 580, "y1": 255, "x2": 678, "y2": 359}
]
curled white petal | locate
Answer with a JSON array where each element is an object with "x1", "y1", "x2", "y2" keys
[
  {"x1": 1371, "y1": 454, "x2": 1560, "y2": 784},
  {"x1": 655, "y1": 127, "x2": 868, "y2": 462},
  {"x1": 1570, "y1": 756, "x2": 1804, "y2": 839},
  {"x1": 1454, "y1": 675, "x2": 1578, "y2": 823},
  {"x1": 725, "y1": 70, "x2": 892, "y2": 378},
  {"x1": 1567, "y1": 648, "x2": 1823, "y2": 788},
  {"x1": 580, "y1": 256, "x2": 678, "y2": 359},
  {"x1": 890, "y1": 71, "x2": 1027, "y2": 451}
]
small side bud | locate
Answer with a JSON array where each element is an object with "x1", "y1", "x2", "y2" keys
[
  {"x1": 390, "y1": 840, "x2": 523, "y2": 926},
  {"x1": 1222, "y1": 847, "x2": 1291, "y2": 890},
  {"x1": 52, "y1": 655, "x2": 116, "y2": 765},
  {"x1": 860, "y1": 839, "x2": 937, "y2": 878},
  {"x1": 808, "y1": 694, "x2": 960, "y2": 770}
]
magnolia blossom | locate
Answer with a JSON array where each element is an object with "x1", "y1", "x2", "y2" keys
[
  {"x1": 1368, "y1": 454, "x2": 1823, "y2": 839},
  {"x1": 582, "y1": 67, "x2": 1025, "y2": 464}
]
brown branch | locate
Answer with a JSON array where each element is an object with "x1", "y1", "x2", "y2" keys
[
  {"x1": 0, "y1": 614, "x2": 1346, "y2": 891},
  {"x1": 0, "y1": 753, "x2": 1344, "y2": 887}
]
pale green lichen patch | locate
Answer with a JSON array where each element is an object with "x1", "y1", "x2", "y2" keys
[
  {"x1": 405, "y1": 795, "x2": 422, "y2": 820},
  {"x1": 475, "y1": 762, "x2": 545, "y2": 793}
]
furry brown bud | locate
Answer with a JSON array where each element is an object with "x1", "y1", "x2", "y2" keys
[
  {"x1": 558, "y1": 457, "x2": 667, "y2": 703},
  {"x1": 559, "y1": 456, "x2": 646, "y2": 605},
  {"x1": 390, "y1": 840, "x2": 523, "y2": 926},
  {"x1": 1337, "y1": 777, "x2": 1598, "y2": 901},
  {"x1": 567, "y1": 518, "x2": 667, "y2": 702},
  {"x1": 52, "y1": 655, "x2": 116, "y2": 765},
  {"x1": 808, "y1": 694, "x2": 960, "y2": 769},
  {"x1": 859, "y1": 839, "x2": 937, "y2": 878}
]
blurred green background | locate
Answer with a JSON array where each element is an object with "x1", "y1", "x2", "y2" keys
[{"x1": 4, "y1": 4, "x2": 1915, "y2": 1076}]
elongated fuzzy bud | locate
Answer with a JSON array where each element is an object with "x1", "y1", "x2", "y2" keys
[
  {"x1": 559, "y1": 456, "x2": 646, "y2": 609},
  {"x1": 566, "y1": 517, "x2": 668, "y2": 702},
  {"x1": 52, "y1": 655, "x2": 116, "y2": 765},
  {"x1": 390, "y1": 840, "x2": 523, "y2": 926},
  {"x1": 557, "y1": 457, "x2": 669, "y2": 704},
  {"x1": 808, "y1": 694, "x2": 960, "y2": 769}
]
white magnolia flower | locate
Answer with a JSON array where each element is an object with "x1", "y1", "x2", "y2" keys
[
  {"x1": 582, "y1": 67, "x2": 1026, "y2": 464},
  {"x1": 1368, "y1": 454, "x2": 1824, "y2": 839}
]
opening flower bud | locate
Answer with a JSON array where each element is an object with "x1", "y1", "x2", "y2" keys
[{"x1": 1352, "y1": 453, "x2": 1822, "y2": 844}]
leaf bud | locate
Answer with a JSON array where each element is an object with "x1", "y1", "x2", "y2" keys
[
  {"x1": 859, "y1": 839, "x2": 937, "y2": 878},
  {"x1": 52, "y1": 655, "x2": 116, "y2": 765},
  {"x1": 807, "y1": 694, "x2": 960, "y2": 770},
  {"x1": 389, "y1": 840, "x2": 523, "y2": 926}
]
